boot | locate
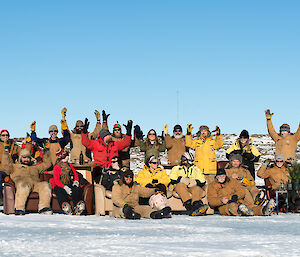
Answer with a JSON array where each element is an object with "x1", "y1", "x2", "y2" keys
[
  {"x1": 190, "y1": 200, "x2": 208, "y2": 216},
  {"x1": 238, "y1": 204, "x2": 254, "y2": 216},
  {"x1": 0, "y1": 191, "x2": 3, "y2": 206},
  {"x1": 74, "y1": 201, "x2": 85, "y2": 216},
  {"x1": 254, "y1": 190, "x2": 266, "y2": 206},
  {"x1": 150, "y1": 207, "x2": 172, "y2": 219},
  {"x1": 14, "y1": 209, "x2": 25, "y2": 216},
  {"x1": 183, "y1": 199, "x2": 193, "y2": 213},
  {"x1": 39, "y1": 207, "x2": 53, "y2": 215},
  {"x1": 62, "y1": 202, "x2": 73, "y2": 215},
  {"x1": 262, "y1": 199, "x2": 275, "y2": 216},
  {"x1": 123, "y1": 205, "x2": 141, "y2": 220}
]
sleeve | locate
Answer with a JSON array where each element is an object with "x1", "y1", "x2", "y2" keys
[
  {"x1": 267, "y1": 119, "x2": 280, "y2": 141},
  {"x1": 137, "y1": 185, "x2": 156, "y2": 198},
  {"x1": 59, "y1": 129, "x2": 71, "y2": 148},
  {"x1": 135, "y1": 170, "x2": 152, "y2": 187},
  {"x1": 89, "y1": 122, "x2": 101, "y2": 140},
  {"x1": 207, "y1": 183, "x2": 222, "y2": 208},
  {"x1": 53, "y1": 165, "x2": 66, "y2": 188},
  {"x1": 81, "y1": 132, "x2": 95, "y2": 151},
  {"x1": 169, "y1": 166, "x2": 179, "y2": 181},
  {"x1": 1, "y1": 151, "x2": 13, "y2": 175},
  {"x1": 101, "y1": 172, "x2": 111, "y2": 189},
  {"x1": 233, "y1": 180, "x2": 246, "y2": 200},
  {"x1": 102, "y1": 121, "x2": 109, "y2": 130},
  {"x1": 164, "y1": 134, "x2": 173, "y2": 149},
  {"x1": 115, "y1": 135, "x2": 131, "y2": 151},
  {"x1": 225, "y1": 143, "x2": 236, "y2": 155},
  {"x1": 213, "y1": 135, "x2": 223, "y2": 150},
  {"x1": 294, "y1": 123, "x2": 300, "y2": 141},
  {"x1": 257, "y1": 165, "x2": 271, "y2": 179},
  {"x1": 112, "y1": 184, "x2": 127, "y2": 208},
  {"x1": 192, "y1": 166, "x2": 206, "y2": 183},
  {"x1": 138, "y1": 140, "x2": 147, "y2": 152},
  {"x1": 185, "y1": 135, "x2": 196, "y2": 150},
  {"x1": 30, "y1": 131, "x2": 46, "y2": 148},
  {"x1": 35, "y1": 152, "x2": 52, "y2": 173},
  {"x1": 158, "y1": 140, "x2": 166, "y2": 152},
  {"x1": 156, "y1": 170, "x2": 171, "y2": 187}
]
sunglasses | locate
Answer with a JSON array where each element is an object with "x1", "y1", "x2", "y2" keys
[
  {"x1": 113, "y1": 128, "x2": 121, "y2": 132},
  {"x1": 77, "y1": 125, "x2": 84, "y2": 128},
  {"x1": 124, "y1": 175, "x2": 133, "y2": 178},
  {"x1": 150, "y1": 161, "x2": 158, "y2": 164},
  {"x1": 174, "y1": 129, "x2": 182, "y2": 132},
  {"x1": 1, "y1": 134, "x2": 9, "y2": 137},
  {"x1": 276, "y1": 160, "x2": 284, "y2": 163},
  {"x1": 148, "y1": 133, "x2": 156, "y2": 136},
  {"x1": 49, "y1": 130, "x2": 58, "y2": 133},
  {"x1": 111, "y1": 160, "x2": 118, "y2": 163}
]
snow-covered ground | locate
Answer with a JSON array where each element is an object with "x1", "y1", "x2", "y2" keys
[{"x1": 0, "y1": 213, "x2": 300, "y2": 257}]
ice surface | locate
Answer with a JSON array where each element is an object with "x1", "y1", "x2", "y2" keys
[{"x1": 0, "y1": 213, "x2": 300, "y2": 257}]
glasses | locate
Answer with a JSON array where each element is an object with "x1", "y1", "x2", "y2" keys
[
  {"x1": 77, "y1": 125, "x2": 84, "y2": 128},
  {"x1": 1, "y1": 134, "x2": 9, "y2": 137},
  {"x1": 276, "y1": 160, "x2": 284, "y2": 163},
  {"x1": 148, "y1": 133, "x2": 156, "y2": 136},
  {"x1": 49, "y1": 130, "x2": 58, "y2": 133},
  {"x1": 150, "y1": 161, "x2": 158, "y2": 164},
  {"x1": 124, "y1": 175, "x2": 133, "y2": 178},
  {"x1": 111, "y1": 160, "x2": 118, "y2": 163},
  {"x1": 113, "y1": 129, "x2": 121, "y2": 132},
  {"x1": 174, "y1": 129, "x2": 182, "y2": 132}
]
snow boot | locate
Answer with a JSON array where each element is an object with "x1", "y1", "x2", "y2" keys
[
  {"x1": 62, "y1": 202, "x2": 73, "y2": 215},
  {"x1": 183, "y1": 199, "x2": 193, "y2": 213},
  {"x1": 238, "y1": 204, "x2": 254, "y2": 216},
  {"x1": 254, "y1": 190, "x2": 266, "y2": 206},
  {"x1": 150, "y1": 206, "x2": 172, "y2": 219},
  {"x1": 14, "y1": 209, "x2": 25, "y2": 216},
  {"x1": 39, "y1": 207, "x2": 53, "y2": 215},
  {"x1": 123, "y1": 206, "x2": 141, "y2": 220},
  {"x1": 74, "y1": 201, "x2": 85, "y2": 216},
  {"x1": 190, "y1": 201, "x2": 208, "y2": 216},
  {"x1": 262, "y1": 199, "x2": 275, "y2": 216}
]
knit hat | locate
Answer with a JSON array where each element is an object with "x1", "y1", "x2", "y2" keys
[
  {"x1": 276, "y1": 154, "x2": 285, "y2": 162},
  {"x1": 229, "y1": 153, "x2": 243, "y2": 163},
  {"x1": 56, "y1": 148, "x2": 69, "y2": 161},
  {"x1": 113, "y1": 124, "x2": 122, "y2": 130},
  {"x1": 76, "y1": 120, "x2": 84, "y2": 127},
  {"x1": 216, "y1": 168, "x2": 226, "y2": 176},
  {"x1": 173, "y1": 125, "x2": 182, "y2": 132},
  {"x1": 99, "y1": 129, "x2": 111, "y2": 140},
  {"x1": 49, "y1": 125, "x2": 58, "y2": 132},
  {"x1": 280, "y1": 124, "x2": 290, "y2": 133},
  {"x1": 0, "y1": 129, "x2": 9, "y2": 137},
  {"x1": 181, "y1": 152, "x2": 194, "y2": 164},
  {"x1": 239, "y1": 130, "x2": 249, "y2": 139}
]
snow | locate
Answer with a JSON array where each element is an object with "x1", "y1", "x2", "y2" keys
[{"x1": 1, "y1": 213, "x2": 300, "y2": 257}]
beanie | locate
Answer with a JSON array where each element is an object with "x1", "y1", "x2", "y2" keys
[
  {"x1": 280, "y1": 124, "x2": 290, "y2": 133},
  {"x1": 229, "y1": 153, "x2": 243, "y2": 163},
  {"x1": 239, "y1": 130, "x2": 249, "y2": 139},
  {"x1": 173, "y1": 125, "x2": 182, "y2": 132},
  {"x1": 113, "y1": 124, "x2": 122, "y2": 130}
]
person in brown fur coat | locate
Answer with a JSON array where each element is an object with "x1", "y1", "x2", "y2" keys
[
  {"x1": 265, "y1": 109, "x2": 300, "y2": 163},
  {"x1": 2, "y1": 148, "x2": 52, "y2": 215},
  {"x1": 112, "y1": 169, "x2": 171, "y2": 219}
]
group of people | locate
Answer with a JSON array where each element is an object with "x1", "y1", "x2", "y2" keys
[{"x1": 0, "y1": 108, "x2": 299, "y2": 219}]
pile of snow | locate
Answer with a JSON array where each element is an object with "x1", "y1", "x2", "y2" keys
[{"x1": 0, "y1": 213, "x2": 300, "y2": 256}]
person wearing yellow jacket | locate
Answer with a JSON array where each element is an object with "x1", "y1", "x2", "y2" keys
[
  {"x1": 169, "y1": 152, "x2": 208, "y2": 216},
  {"x1": 135, "y1": 155, "x2": 170, "y2": 196},
  {"x1": 185, "y1": 124, "x2": 223, "y2": 184},
  {"x1": 226, "y1": 130, "x2": 261, "y2": 180}
]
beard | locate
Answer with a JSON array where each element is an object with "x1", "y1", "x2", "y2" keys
[{"x1": 174, "y1": 134, "x2": 183, "y2": 139}]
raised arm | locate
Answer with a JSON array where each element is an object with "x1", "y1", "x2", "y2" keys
[
  {"x1": 36, "y1": 152, "x2": 52, "y2": 173},
  {"x1": 265, "y1": 109, "x2": 280, "y2": 141}
]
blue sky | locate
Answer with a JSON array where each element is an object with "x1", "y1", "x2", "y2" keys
[{"x1": 1, "y1": 0, "x2": 299, "y2": 137}]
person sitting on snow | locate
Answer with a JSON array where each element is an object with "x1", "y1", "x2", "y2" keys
[
  {"x1": 112, "y1": 169, "x2": 171, "y2": 219},
  {"x1": 169, "y1": 152, "x2": 208, "y2": 216},
  {"x1": 265, "y1": 109, "x2": 300, "y2": 164},
  {"x1": 208, "y1": 168, "x2": 275, "y2": 216}
]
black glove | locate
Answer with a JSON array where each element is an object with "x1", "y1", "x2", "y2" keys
[
  {"x1": 215, "y1": 126, "x2": 221, "y2": 136},
  {"x1": 161, "y1": 131, "x2": 165, "y2": 140},
  {"x1": 152, "y1": 179, "x2": 158, "y2": 184},
  {"x1": 242, "y1": 152, "x2": 254, "y2": 160},
  {"x1": 230, "y1": 194, "x2": 238, "y2": 203},
  {"x1": 82, "y1": 118, "x2": 90, "y2": 134},
  {"x1": 102, "y1": 110, "x2": 110, "y2": 122},
  {"x1": 124, "y1": 120, "x2": 133, "y2": 136},
  {"x1": 134, "y1": 125, "x2": 144, "y2": 140},
  {"x1": 155, "y1": 183, "x2": 167, "y2": 195},
  {"x1": 145, "y1": 183, "x2": 155, "y2": 188}
]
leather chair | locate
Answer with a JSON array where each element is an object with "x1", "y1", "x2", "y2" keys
[{"x1": 3, "y1": 173, "x2": 94, "y2": 215}]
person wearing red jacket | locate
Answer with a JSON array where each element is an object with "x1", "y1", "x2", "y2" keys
[
  {"x1": 51, "y1": 148, "x2": 85, "y2": 215},
  {"x1": 81, "y1": 118, "x2": 132, "y2": 169}
]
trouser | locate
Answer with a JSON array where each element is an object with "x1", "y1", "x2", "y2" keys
[
  {"x1": 244, "y1": 186, "x2": 259, "y2": 204},
  {"x1": 174, "y1": 183, "x2": 205, "y2": 203},
  {"x1": 204, "y1": 174, "x2": 216, "y2": 214},
  {"x1": 54, "y1": 185, "x2": 83, "y2": 208},
  {"x1": 113, "y1": 204, "x2": 156, "y2": 219},
  {"x1": 218, "y1": 202, "x2": 240, "y2": 216},
  {"x1": 14, "y1": 180, "x2": 52, "y2": 211},
  {"x1": 94, "y1": 184, "x2": 106, "y2": 215}
]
